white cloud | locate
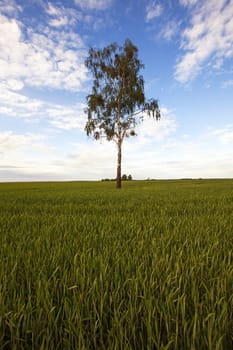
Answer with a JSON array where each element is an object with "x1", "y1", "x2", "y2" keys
[
  {"x1": 46, "y1": 103, "x2": 87, "y2": 130},
  {"x1": 1, "y1": 125, "x2": 233, "y2": 181},
  {"x1": 64, "y1": 141, "x2": 116, "y2": 178},
  {"x1": 46, "y1": 2, "x2": 80, "y2": 27},
  {"x1": 0, "y1": 91, "x2": 86, "y2": 136},
  {"x1": 0, "y1": 81, "x2": 87, "y2": 131},
  {"x1": 179, "y1": 0, "x2": 198, "y2": 6},
  {"x1": 0, "y1": 14, "x2": 88, "y2": 91},
  {"x1": 0, "y1": 0, "x2": 22, "y2": 15},
  {"x1": 2, "y1": 79, "x2": 24, "y2": 91},
  {"x1": 49, "y1": 17, "x2": 68, "y2": 27},
  {"x1": 0, "y1": 84, "x2": 43, "y2": 118},
  {"x1": 159, "y1": 20, "x2": 179, "y2": 40},
  {"x1": 212, "y1": 125, "x2": 233, "y2": 144},
  {"x1": 0, "y1": 131, "x2": 62, "y2": 181},
  {"x1": 125, "y1": 132, "x2": 233, "y2": 179},
  {"x1": 136, "y1": 107, "x2": 176, "y2": 143},
  {"x1": 46, "y1": 2, "x2": 61, "y2": 16},
  {"x1": 146, "y1": 1, "x2": 163, "y2": 22},
  {"x1": 123, "y1": 135, "x2": 233, "y2": 179},
  {"x1": 175, "y1": 0, "x2": 233, "y2": 83},
  {"x1": 222, "y1": 80, "x2": 233, "y2": 88},
  {"x1": 74, "y1": 0, "x2": 113, "y2": 10},
  {"x1": 151, "y1": 153, "x2": 233, "y2": 179},
  {"x1": 213, "y1": 58, "x2": 224, "y2": 70},
  {"x1": 0, "y1": 131, "x2": 47, "y2": 154}
]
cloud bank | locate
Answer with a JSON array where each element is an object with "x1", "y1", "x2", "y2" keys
[{"x1": 175, "y1": 0, "x2": 233, "y2": 83}]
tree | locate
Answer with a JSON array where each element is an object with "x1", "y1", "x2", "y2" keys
[
  {"x1": 122, "y1": 174, "x2": 127, "y2": 181},
  {"x1": 128, "y1": 174, "x2": 132, "y2": 181},
  {"x1": 85, "y1": 39, "x2": 160, "y2": 189}
]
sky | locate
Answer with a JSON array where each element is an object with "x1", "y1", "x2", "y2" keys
[{"x1": 0, "y1": 0, "x2": 233, "y2": 181}]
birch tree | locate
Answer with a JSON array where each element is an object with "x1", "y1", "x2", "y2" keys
[{"x1": 85, "y1": 39, "x2": 160, "y2": 189}]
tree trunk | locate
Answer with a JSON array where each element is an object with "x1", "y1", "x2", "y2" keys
[
  {"x1": 116, "y1": 138, "x2": 122, "y2": 189},
  {"x1": 116, "y1": 93, "x2": 122, "y2": 189}
]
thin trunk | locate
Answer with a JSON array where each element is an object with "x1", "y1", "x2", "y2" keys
[
  {"x1": 116, "y1": 138, "x2": 122, "y2": 189},
  {"x1": 116, "y1": 76, "x2": 123, "y2": 189},
  {"x1": 116, "y1": 96, "x2": 122, "y2": 189}
]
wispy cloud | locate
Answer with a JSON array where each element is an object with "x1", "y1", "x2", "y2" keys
[
  {"x1": 212, "y1": 125, "x2": 233, "y2": 144},
  {"x1": 136, "y1": 107, "x2": 176, "y2": 143},
  {"x1": 159, "y1": 20, "x2": 180, "y2": 41},
  {"x1": 0, "y1": 84, "x2": 43, "y2": 119},
  {"x1": 0, "y1": 130, "x2": 63, "y2": 181},
  {"x1": 45, "y1": 2, "x2": 80, "y2": 27},
  {"x1": 145, "y1": 1, "x2": 163, "y2": 22},
  {"x1": 0, "y1": 131, "x2": 48, "y2": 155},
  {"x1": 175, "y1": 0, "x2": 233, "y2": 83},
  {"x1": 179, "y1": 0, "x2": 198, "y2": 6},
  {"x1": 0, "y1": 83, "x2": 87, "y2": 131},
  {"x1": 150, "y1": 153, "x2": 233, "y2": 179},
  {"x1": 74, "y1": 0, "x2": 113, "y2": 10},
  {"x1": 0, "y1": 0, "x2": 22, "y2": 16},
  {"x1": 222, "y1": 80, "x2": 233, "y2": 88},
  {"x1": 46, "y1": 103, "x2": 87, "y2": 130}
]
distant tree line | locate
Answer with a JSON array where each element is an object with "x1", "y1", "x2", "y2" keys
[
  {"x1": 102, "y1": 174, "x2": 133, "y2": 182},
  {"x1": 122, "y1": 174, "x2": 133, "y2": 181}
]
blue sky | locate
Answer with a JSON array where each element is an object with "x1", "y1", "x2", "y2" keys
[{"x1": 0, "y1": 0, "x2": 233, "y2": 181}]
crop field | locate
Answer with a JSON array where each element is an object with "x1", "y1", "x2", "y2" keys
[{"x1": 0, "y1": 179, "x2": 232, "y2": 349}]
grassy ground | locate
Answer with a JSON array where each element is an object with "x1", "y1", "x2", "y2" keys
[{"x1": 0, "y1": 179, "x2": 232, "y2": 349}]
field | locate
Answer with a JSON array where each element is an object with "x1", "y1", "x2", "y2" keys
[{"x1": 0, "y1": 179, "x2": 232, "y2": 349}]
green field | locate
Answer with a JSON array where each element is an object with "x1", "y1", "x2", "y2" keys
[{"x1": 0, "y1": 180, "x2": 232, "y2": 349}]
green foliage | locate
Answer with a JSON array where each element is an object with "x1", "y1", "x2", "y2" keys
[
  {"x1": 85, "y1": 39, "x2": 160, "y2": 141},
  {"x1": 0, "y1": 180, "x2": 232, "y2": 349},
  {"x1": 121, "y1": 174, "x2": 133, "y2": 180}
]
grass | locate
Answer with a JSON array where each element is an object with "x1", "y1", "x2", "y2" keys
[{"x1": 0, "y1": 179, "x2": 232, "y2": 349}]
